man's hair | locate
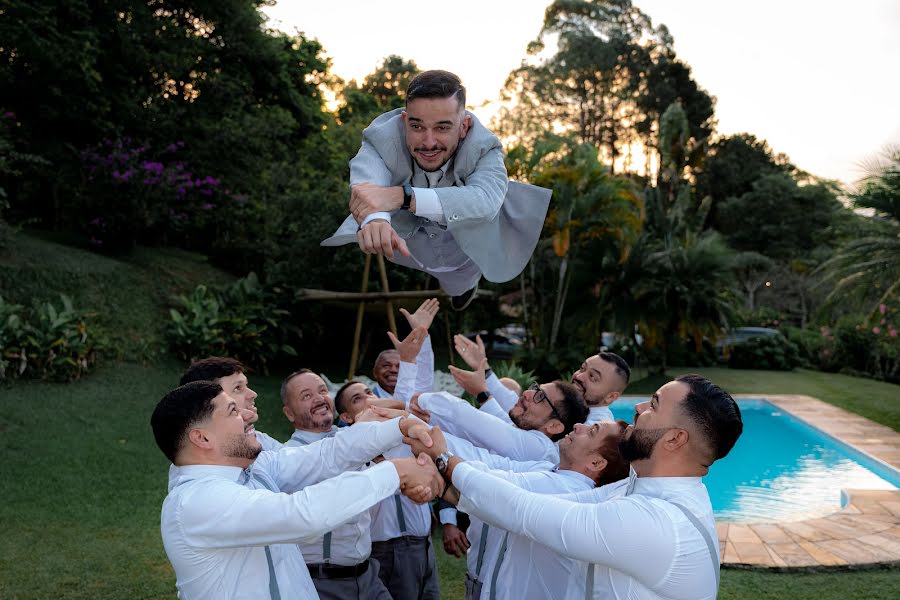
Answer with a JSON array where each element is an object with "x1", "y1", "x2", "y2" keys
[
  {"x1": 676, "y1": 374, "x2": 743, "y2": 463},
  {"x1": 598, "y1": 352, "x2": 631, "y2": 386},
  {"x1": 594, "y1": 420, "x2": 631, "y2": 486},
  {"x1": 549, "y1": 380, "x2": 589, "y2": 441},
  {"x1": 374, "y1": 349, "x2": 399, "y2": 368},
  {"x1": 280, "y1": 368, "x2": 314, "y2": 405},
  {"x1": 406, "y1": 70, "x2": 466, "y2": 109},
  {"x1": 179, "y1": 357, "x2": 245, "y2": 386},
  {"x1": 334, "y1": 380, "x2": 364, "y2": 415},
  {"x1": 151, "y1": 381, "x2": 222, "y2": 464}
]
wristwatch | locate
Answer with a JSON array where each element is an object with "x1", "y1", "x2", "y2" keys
[
  {"x1": 435, "y1": 450, "x2": 455, "y2": 476},
  {"x1": 401, "y1": 182, "x2": 413, "y2": 210},
  {"x1": 475, "y1": 390, "x2": 491, "y2": 405}
]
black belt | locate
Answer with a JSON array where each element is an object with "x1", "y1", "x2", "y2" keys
[{"x1": 307, "y1": 560, "x2": 369, "y2": 579}]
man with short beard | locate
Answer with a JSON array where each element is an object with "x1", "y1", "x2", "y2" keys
[
  {"x1": 452, "y1": 335, "x2": 631, "y2": 424},
  {"x1": 281, "y1": 369, "x2": 393, "y2": 599},
  {"x1": 154, "y1": 381, "x2": 442, "y2": 599},
  {"x1": 414, "y1": 381, "x2": 588, "y2": 464},
  {"x1": 406, "y1": 420, "x2": 630, "y2": 600},
  {"x1": 437, "y1": 374, "x2": 744, "y2": 600},
  {"x1": 322, "y1": 70, "x2": 551, "y2": 310}
]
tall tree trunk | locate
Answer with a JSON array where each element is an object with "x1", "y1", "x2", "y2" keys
[{"x1": 549, "y1": 256, "x2": 569, "y2": 351}]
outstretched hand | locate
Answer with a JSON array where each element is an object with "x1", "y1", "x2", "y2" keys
[
  {"x1": 454, "y1": 333, "x2": 487, "y2": 370},
  {"x1": 391, "y1": 454, "x2": 443, "y2": 504},
  {"x1": 401, "y1": 298, "x2": 440, "y2": 332},
  {"x1": 448, "y1": 358, "x2": 489, "y2": 397},
  {"x1": 387, "y1": 326, "x2": 428, "y2": 363}
]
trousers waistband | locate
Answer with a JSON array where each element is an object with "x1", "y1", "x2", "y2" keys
[
  {"x1": 307, "y1": 560, "x2": 370, "y2": 579},
  {"x1": 372, "y1": 534, "x2": 430, "y2": 546}
]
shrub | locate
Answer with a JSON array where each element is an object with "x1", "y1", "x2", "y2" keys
[
  {"x1": 167, "y1": 273, "x2": 298, "y2": 372},
  {"x1": 782, "y1": 326, "x2": 836, "y2": 370},
  {"x1": 0, "y1": 294, "x2": 98, "y2": 382},
  {"x1": 728, "y1": 333, "x2": 801, "y2": 371},
  {"x1": 491, "y1": 361, "x2": 536, "y2": 392}
]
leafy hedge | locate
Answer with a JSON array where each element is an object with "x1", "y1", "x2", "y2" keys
[
  {"x1": 728, "y1": 334, "x2": 801, "y2": 371},
  {"x1": 0, "y1": 294, "x2": 98, "y2": 381},
  {"x1": 167, "y1": 273, "x2": 297, "y2": 372}
]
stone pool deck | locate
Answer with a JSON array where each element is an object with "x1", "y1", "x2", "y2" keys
[{"x1": 718, "y1": 394, "x2": 900, "y2": 569}]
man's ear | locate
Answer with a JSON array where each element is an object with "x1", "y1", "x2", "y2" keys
[
  {"x1": 401, "y1": 110, "x2": 407, "y2": 123},
  {"x1": 603, "y1": 391, "x2": 622, "y2": 407},
  {"x1": 282, "y1": 405, "x2": 294, "y2": 423},
  {"x1": 664, "y1": 428, "x2": 690, "y2": 451},
  {"x1": 459, "y1": 114, "x2": 471, "y2": 139},
  {"x1": 588, "y1": 456, "x2": 608, "y2": 480},
  {"x1": 542, "y1": 419, "x2": 564, "y2": 438},
  {"x1": 340, "y1": 411, "x2": 355, "y2": 425},
  {"x1": 188, "y1": 427, "x2": 214, "y2": 451}
]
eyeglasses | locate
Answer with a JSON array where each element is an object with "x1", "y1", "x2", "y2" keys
[{"x1": 528, "y1": 382, "x2": 564, "y2": 423}]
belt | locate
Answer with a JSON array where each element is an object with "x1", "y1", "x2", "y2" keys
[
  {"x1": 374, "y1": 534, "x2": 430, "y2": 546},
  {"x1": 307, "y1": 560, "x2": 369, "y2": 579}
]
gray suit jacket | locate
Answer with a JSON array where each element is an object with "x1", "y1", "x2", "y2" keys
[{"x1": 321, "y1": 108, "x2": 551, "y2": 283}]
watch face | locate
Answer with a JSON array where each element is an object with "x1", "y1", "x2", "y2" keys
[{"x1": 436, "y1": 455, "x2": 448, "y2": 473}]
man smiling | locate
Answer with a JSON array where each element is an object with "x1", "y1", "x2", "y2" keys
[
  {"x1": 154, "y1": 380, "x2": 442, "y2": 599},
  {"x1": 322, "y1": 70, "x2": 551, "y2": 310}
]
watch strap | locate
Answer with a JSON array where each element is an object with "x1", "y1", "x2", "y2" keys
[
  {"x1": 476, "y1": 391, "x2": 490, "y2": 405},
  {"x1": 401, "y1": 182, "x2": 413, "y2": 210}
]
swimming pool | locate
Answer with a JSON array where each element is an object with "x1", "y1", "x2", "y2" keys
[{"x1": 611, "y1": 398, "x2": 900, "y2": 523}]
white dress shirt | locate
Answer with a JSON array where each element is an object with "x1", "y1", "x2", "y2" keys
[
  {"x1": 478, "y1": 397, "x2": 513, "y2": 423},
  {"x1": 586, "y1": 405, "x2": 615, "y2": 424},
  {"x1": 417, "y1": 391, "x2": 560, "y2": 464},
  {"x1": 167, "y1": 430, "x2": 283, "y2": 488},
  {"x1": 162, "y1": 420, "x2": 406, "y2": 600},
  {"x1": 462, "y1": 463, "x2": 595, "y2": 600},
  {"x1": 286, "y1": 428, "x2": 374, "y2": 566},
  {"x1": 370, "y1": 444, "x2": 432, "y2": 540},
  {"x1": 454, "y1": 464, "x2": 720, "y2": 600},
  {"x1": 486, "y1": 373, "x2": 518, "y2": 410},
  {"x1": 394, "y1": 334, "x2": 434, "y2": 402}
]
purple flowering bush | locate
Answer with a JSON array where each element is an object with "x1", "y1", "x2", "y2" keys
[{"x1": 79, "y1": 138, "x2": 230, "y2": 253}]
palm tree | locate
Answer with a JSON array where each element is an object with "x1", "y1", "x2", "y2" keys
[{"x1": 818, "y1": 147, "x2": 900, "y2": 314}]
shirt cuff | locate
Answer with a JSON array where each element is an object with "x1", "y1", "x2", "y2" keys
[
  {"x1": 361, "y1": 211, "x2": 393, "y2": 227},
  {"x1": 412, "y1": 187, "x2": 445, "y2": 224},
  {"x1": 439, "y1": 507, "x2": 458, "y2": 526}
]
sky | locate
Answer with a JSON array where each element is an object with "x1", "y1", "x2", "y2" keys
[{"x1": 262, "y1": 0, "x2": 900, "y2": 186}]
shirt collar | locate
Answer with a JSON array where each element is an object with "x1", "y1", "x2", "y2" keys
[
  {"x1": 554, "y1": 468, "x2": 596, "y2": 487},
  {"x1": 290, "y1": 427, "x2": 338, "y2": 445},
  {"x1": 169, "y1": 464, "x2": 245, "y2": 489}
]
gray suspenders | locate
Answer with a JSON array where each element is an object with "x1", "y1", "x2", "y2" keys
[
  {"x1": 244, "y1": 469, "x2": 283, "y2": 600},
  {"x1": 290, "y1": 436, "x2": 334, "y2": 565},
  {"x1": 474, "y1": 523, "x2": 491, "y2": 580},
  {"x1": 583, "y1": 502, "x2": 720, "y2": 599}
]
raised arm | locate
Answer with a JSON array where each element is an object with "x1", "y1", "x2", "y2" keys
[{"x1": 417, "y1": 391, "x2": 557, "y2": 463}]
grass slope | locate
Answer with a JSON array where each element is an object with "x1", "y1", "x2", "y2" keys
[{"x1": 0, "y1": 231, "x2": 233, "y2": 360}]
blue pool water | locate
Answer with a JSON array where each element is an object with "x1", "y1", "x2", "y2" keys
[{"x1": 610, "y1": 398, "x2": 899, "y2": 523}]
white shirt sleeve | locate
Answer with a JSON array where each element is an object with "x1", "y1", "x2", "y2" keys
[
  {"x1": 445, "y1": 432, "x2": 553, "y2": 473},
  {"x1": 419, "y1": 392, "x2": 558, "y2": 463},
  {"x1": 415, "y1": 335, "x2": 435, "y2": 393},
  {"x1": 439, "y1": 507, "x2": 458, "y2": 526},
  {"x1": 479, "y1": 398, "x2": 513, "y2": 423},
  {"x1": 412, "y1": 187, "x2": 445, "y2": 225},
  {"x1": 486, "y1": 373, "x2": 519, "y2": 411},
  {"x1": 453, "y1": 462, "x2": 678, "y2": 582},
  {"x1": 361, "y1": 210, "x2": 394, "y2": 227},
  {"x1": 257, "y1": 418, "x2": 403, "y2": 492},
  {"x1": 395, "y1": 361, "x2": 416, "y2": 403},
  {"x1": 175, "y1": 462, "x2": 400, "y2": 548}
]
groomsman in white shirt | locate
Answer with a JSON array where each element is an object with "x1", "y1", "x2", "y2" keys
[
  {"x1": 152, "y1": 380, "x2": 442, "y2": 600},
  {"x1": 405, "y1": 420, "x2": 630, "y2": 599},
  {"x1": 280, "y1": 369, "x2": 393, "y2": 599},
  {"x1": 438, "y1": 374, "x2": 743, "y2": 600},
  {"x1": 335, "y1": 380, "x2": 441, "y2": 599},
  {"x1": 180, "y1": 356, "x2": 284, "y2": 451},
  {"x1": 451, "y1": 336, "x2": 631, "y2": 425}
]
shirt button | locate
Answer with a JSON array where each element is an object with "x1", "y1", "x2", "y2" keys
[{"x1": 429, "y1": 233, "x2": 436, "y2": 238}]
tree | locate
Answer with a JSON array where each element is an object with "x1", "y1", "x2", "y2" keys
[
  {"x1": 493, "y1": 0, "x2": 713, "y2": 177},
  {"x1": 817, "y1": 147, "x2": 900, "y2": 314}
]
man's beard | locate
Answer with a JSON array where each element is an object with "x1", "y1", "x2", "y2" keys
[
  {"x1": 224, "y1": 434, "x2": 262, "y2": 461},
  {"x1": 618, "y1": 427, "x2": 669, "y2": 462},
  {"x1": 297, "y1": 408, "x2": 333, "y2": 431}
]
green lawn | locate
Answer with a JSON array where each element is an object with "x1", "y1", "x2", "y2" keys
[{"x1": 1, "y1": 363, "x2": 898, "y2": 599}]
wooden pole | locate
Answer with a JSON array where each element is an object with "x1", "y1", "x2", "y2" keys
[
  {"x1": 348, "y1": 254, "x2": 372, "y2": 381},
  {"x1": 295, "y1": 289, "x2": 494, "y2": 301},
  {"x1": 376, "y1": 255, "x2": 398, "y2": 336}
]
